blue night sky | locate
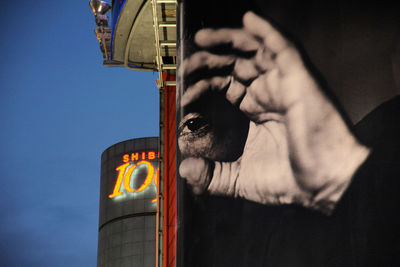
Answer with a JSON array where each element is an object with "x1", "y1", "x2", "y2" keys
[{"x1": 0, "y1": 1, "x2": 159, "y2": 266}]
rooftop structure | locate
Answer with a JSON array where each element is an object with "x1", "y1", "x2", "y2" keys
[{"x1": 89, "y1": 0, "x2": 177, "y2": 87}]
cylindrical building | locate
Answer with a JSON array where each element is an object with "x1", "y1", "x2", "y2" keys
[{"x1": 97, "y1": 137, "x2": 159, "y2": 267}]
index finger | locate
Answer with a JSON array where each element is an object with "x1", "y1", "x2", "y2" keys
[
  {"x1": 195, "y1": 28, "x2": 261, "y2": 52},
  {"x1": 181, "y1": 76, "x2": 231, "y2": 107},
  {"x1": 180, "y1": 51, "x2": 235, "y2": 79},
  {"x1": 243, "y1": 11, "x2": 290, "y2": 53}
]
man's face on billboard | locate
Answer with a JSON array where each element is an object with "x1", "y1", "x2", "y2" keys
[{"x1": 178, "y1": 91, "x2": 249, "y2": 162}]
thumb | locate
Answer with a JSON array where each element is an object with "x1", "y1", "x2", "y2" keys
[
  {"x1": 179, "y1": 157, "x2": 240, "y2": 197},
  {"x1": 179, "y1": 157, "x2": 214, "y2": 194}
]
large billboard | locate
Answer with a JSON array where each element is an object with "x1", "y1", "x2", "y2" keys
[{"x1": 176, "y1": 1, "x2": 400, "y2": 267}]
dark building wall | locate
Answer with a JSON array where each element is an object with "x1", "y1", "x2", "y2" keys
[{"x1": 98, "y1": 137, "x2": 159, "y2": 267}]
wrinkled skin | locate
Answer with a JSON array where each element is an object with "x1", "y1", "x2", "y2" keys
[
  {"x1": 178, "y1": 12, "x2": 370, "y2": 213},
  {"x1": 178, "y1": 92, "x2": 249, "y2": 162}
]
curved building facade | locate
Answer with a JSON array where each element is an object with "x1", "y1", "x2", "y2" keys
[{"x1": 98, "y1": 137, "x2": 159, "y2": 267}]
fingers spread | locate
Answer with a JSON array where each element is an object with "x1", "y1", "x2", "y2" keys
[
  {"x1": 243, "y1": 12, "x2": 304, "y2": 76},
  {"x1": 181, "y1": 76, "x2": 230, "y2": 107},
  {"x1": 195, "y1": 28, "x2": 260, "y2": 52},
  {"x1": 243, "y1": 11, "x2": 289, "y2": 54}
]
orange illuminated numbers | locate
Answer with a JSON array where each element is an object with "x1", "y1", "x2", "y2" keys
[
  {"x1": 108, "y1": 163, "x2": 130, "y2": 198},
  {"x1": 109, "y1": 160, "x2": 158, "y2": 199},
  {"x1": 123, "y1": 161, "x2": 154, "y2": 193},
  {"x1": 152, "y1": 169, "x2": 159, "y2": 203}
]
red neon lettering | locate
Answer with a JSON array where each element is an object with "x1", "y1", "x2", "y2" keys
[
  {"x1": 108, "y1": 163, "x2": 130, "y2": 198},
  {"x1": 122, "y1": 151, "x2": 159, "y2": 162},
  {"x1": 148, "y1": 151, "x2": 155, "y2": 160},
  {"x1": 131, "y1": 153, "x2": 139, "y2": 161}
]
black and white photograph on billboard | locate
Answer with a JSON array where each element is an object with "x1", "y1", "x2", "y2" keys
[{"x1": 176, "y1": 1, "x2": 400, "y2": 266}]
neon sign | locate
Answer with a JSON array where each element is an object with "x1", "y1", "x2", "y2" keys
[
  {"x1": 122, "y1": 151, "x2": 159, "y2": 162},
  {"x1": 109, "y1": 152, "x2": 159, "y2": 201}
]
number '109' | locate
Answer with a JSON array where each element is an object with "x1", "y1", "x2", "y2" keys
[{"x1": 109, "y1": 160, "x2": 159, "y2": 202}]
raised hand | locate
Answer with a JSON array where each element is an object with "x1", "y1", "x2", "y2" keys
[{"x1": 178, "y1": 11, "x2": 370, "y2": 214}]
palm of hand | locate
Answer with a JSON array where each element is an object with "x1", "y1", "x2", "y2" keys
[{"x1": 234, "y1": 120, "x2": 309, "y2": 205}]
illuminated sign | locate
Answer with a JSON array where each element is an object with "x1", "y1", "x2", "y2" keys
[
  {"x1": 122, "y1": 151, "x2": 158, "y2": 162},
  {"x1": 109, "y1": 151, "x2": 159, "y2": 202}
]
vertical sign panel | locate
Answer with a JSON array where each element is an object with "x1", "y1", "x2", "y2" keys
[
  {"x1": 177, "y1": 1, "x2": 400, "y2": 267},
  {"x1": 161, "y1": 72, "x2": 177, "y2": 267}
]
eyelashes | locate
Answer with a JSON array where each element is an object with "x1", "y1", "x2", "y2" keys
[
  {"x1": 179, "y1": 113, "x2": 211, "y2": 137},
  {"x1": 186, "y1": 117, "x2": 209, "y2": 132}
]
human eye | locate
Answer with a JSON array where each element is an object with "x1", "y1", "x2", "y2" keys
[{"x1": 178, "y1": 113, "x2": 210, "y2": 136}]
